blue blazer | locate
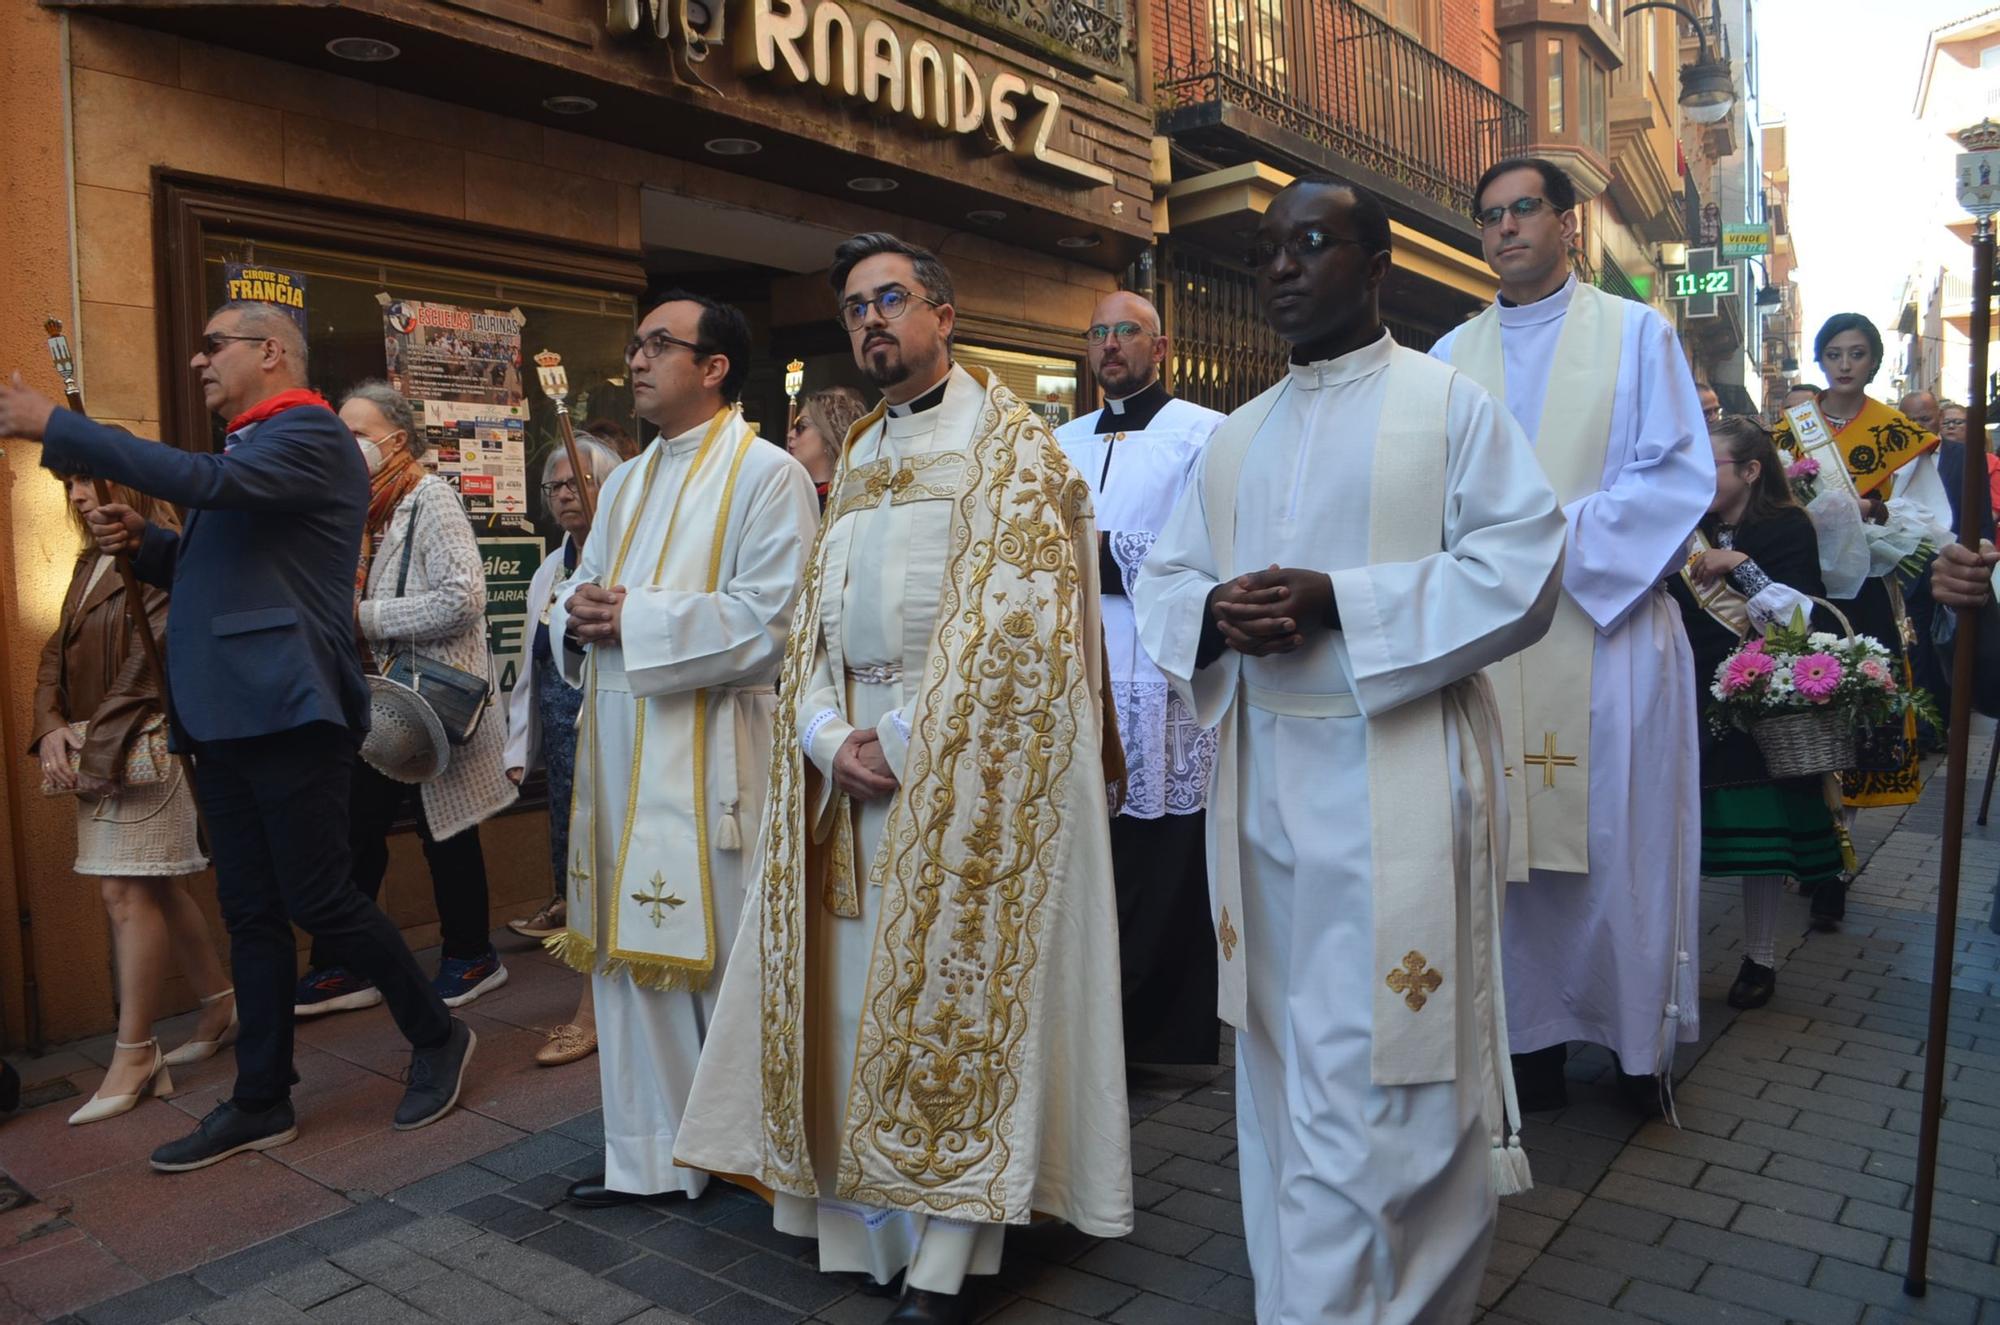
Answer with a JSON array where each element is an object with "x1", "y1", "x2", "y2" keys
[{"x1": 40, "y1": 404, "x2": 372, "y2": 744}]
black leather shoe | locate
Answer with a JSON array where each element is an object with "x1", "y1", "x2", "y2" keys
[
  {"x1": 566, "y1": 1174, "x2": 646, "y2": 1207},
  {"x1": 1618, "y1": 1072, "x2": 1665, "y2": 1118},
  {"x1": 885, "y1": 1287, "x2": 966, "y2": 1324},
  {"x1": 1726, "y1": 957, "x2": 1777, "y2": 1010},
  {"x1": 151, "y1": 1100, "x2": 297, "y2": 1172},
  {"x1": 1810, "y1": 878, "x2": 1847, "y2": 932},
  {"x1": 0, "y1": 1059, "x2": 19, "y2": 1115},
  {"x1": 1510, "y1": 1043, "x2": 1568, "y2": 1113},
  {"x1": 396, "y1": 1017, "x2": 475, "y2": 1130}
]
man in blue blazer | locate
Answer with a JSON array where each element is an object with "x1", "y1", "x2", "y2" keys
[{"x1": 0, "y1": 301, "x2": 473, "y2": 1171}]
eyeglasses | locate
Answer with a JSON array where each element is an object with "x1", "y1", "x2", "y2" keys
[
  {"x1": 836, "y1": 288, "x2": 943, "y2": 332},
  {"x1": 1085, "y1": 321, "x2": 1150, "y2": 345},
  {"x1": 1474, "y1": 196, "x2": 1551, "y2": 229},
  {"x1": 540, "y1": 476, "x2": 593, "y2": 499},
  {"x1": 624, "y1": 330, "x2": 710, "y2": 362},
  {"x1": 199, "y1": 332, "x2": 270, "y2": 356},
  {"x1": 1245, "y1": 229, "x2": 1367, "y2": 269}
]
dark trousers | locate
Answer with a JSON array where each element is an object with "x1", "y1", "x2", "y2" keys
[
  {"x1": 309, "y1": 762, "x2": 492, "y2": 969},
  {"x1": 1112, "y1": 810, "x2": 1220, "y2": 1065},
  {"x1": 192, "y1": 722, "x2": 452, "y2": 1106}
]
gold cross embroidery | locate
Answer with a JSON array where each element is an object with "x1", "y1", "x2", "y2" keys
[
  {"x1": 1218, "y1": 907, "x2": 1239, "y2": 962},
  {"x1": 1521, "y1": 731, "x2": 1578, "y2": 788},
  {"x1": 568, "y1": 854, "x2": 591, "y2": 904},
  {"x1": 631, "y1": 872, "x2": 685, "y2": 927},
  {"x1": 1385, "y1": 950, "x2": 1443, "y2": 1011}
]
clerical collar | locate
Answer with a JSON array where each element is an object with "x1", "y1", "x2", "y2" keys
[
  {"x1": 1286, "y1": 330, "x2": 1395, "y2": 390},
  {"x1": 886, "y1": 370, "x2": 951, "y2": 418},
  {"x1": 1495, "y1": 274, "x2": 1577, "y2": 327},
  {"x1": 1095, "y1": 379, "x2": 1170, "y2": 433}
]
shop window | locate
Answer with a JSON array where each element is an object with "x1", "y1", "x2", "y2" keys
[
  {"x1": 957, "y1": 343, "x2": 1078, "y2": 426},
  {"x1": 159, "y1": 177, "x2": 645, "y2": 718}
]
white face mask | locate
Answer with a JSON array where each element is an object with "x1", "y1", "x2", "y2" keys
[{"x1": 356, "y1": 437, "x2": 384, "y2": 475}]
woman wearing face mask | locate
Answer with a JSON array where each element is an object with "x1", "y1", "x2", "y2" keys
[
  {"x1": 503, "y1": 433, "x2": 623, "y2": 1066},
  {"x1": 1667, "y1": 418, "x2": 1842, "y2": 1008},
  {"x1": 294, "y1": 381, "x2": 517, "y2": 1018},
  {"x1": 31, "y1": 470, "x2": 235, "y2": 1124},
  {"x1": 1772, "y1": 314, "x2": 1952, "y2": 929},
  {"x1": 784, "y1": 385, "x2": 867, "y2": 508}
]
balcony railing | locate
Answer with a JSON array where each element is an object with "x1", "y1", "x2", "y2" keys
[
  {"x1": 1155, "y1": 0, "x2": 1527, "y2": 218},
  {"x1": 943, "y1": 0, "x2": 1129, "y2": 76}
]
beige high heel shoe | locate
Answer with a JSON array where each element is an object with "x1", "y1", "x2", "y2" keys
[
  {"x1": 69, "y1": 1039, "x2": 174, "y2": 1125},
  {"x1": 164, "y1": 988, "x2": 238, "y2": 1067}
]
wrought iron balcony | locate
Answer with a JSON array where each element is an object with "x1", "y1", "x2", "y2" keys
[
  {"x1": 1155, "y1": 0, "x2": 1527, "y2": 219},
  {"x1": 941, "y1": 0, "x2": 1130, "y2": 77}
]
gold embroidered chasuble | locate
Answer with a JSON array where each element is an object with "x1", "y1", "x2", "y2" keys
[{"x1": 673, "y1": 366, "x2": 1134, "y2": 1235}]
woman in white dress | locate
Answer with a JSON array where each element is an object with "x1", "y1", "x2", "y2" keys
[{"x1": 31, "y1": 472, "x2": 233, "y2": 1125}]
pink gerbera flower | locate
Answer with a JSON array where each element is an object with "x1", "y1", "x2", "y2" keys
[
  {"x1": 1741, "y1": 637, "x2": 1767, "y2": 654},
  {"x1": 1792, "y1": 653, "x2": 1844, "y2": 701},
  {"x1": 1722, "y1": 650, "x2": 1776, "y2": 694}
]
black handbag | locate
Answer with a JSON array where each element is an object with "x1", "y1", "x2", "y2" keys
[{"x1": 376, "y1": 490, "x2": 492, "y2": 745}]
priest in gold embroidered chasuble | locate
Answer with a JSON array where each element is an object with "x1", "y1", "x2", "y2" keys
[
  {"x1": 545, "y1": 294, "x2": 819, "y2": 1206},
  {"x1": 674, "y1": 235, "x2": 1131, "y2": 1322},
  {"x1": 1134, "y1": 178, "x2": 1565, "y2": 1325}
]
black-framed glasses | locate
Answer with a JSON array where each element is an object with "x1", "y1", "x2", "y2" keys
[
  {"x1": 625, "y1": 329, "x2": 710, "y2": 362},
  {"x1": 540, "y1": 476, "x2": 593, "y2": 500},
  {"x1": 1474, "y1": 196, "x2": 1551, "y2": 229},
  {"x1": 836, "y1": 288, "x2": 943, "y2": 332},
  {"x1": 1085, "y1": 321, "x2": 1149, "y2": 345},
  {"x1": 1245, "y1": 229, "x2": 1367, "y2": 269},
  {"x1": 199, "y1": 332, "x2": 269, "y2": 356}
]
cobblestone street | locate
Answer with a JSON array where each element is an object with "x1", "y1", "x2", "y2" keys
[{"x1": 9, "y1": 733, "x2": 2000, "y2": 1325}]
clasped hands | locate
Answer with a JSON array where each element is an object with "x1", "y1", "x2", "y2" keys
[
  {"x1": 1206, "y1": 565, "x2": 1335, "y2": 657},
  {"x1": 568, "y1": 582, "x2": 626, "y2": 646},
  {"x1": 833, "y1": 728, "x2": 897, "y2": 801}
]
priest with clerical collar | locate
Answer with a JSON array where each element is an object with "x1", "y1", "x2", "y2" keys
[
  {"x1": 1431, "y1": 156, "x2": 1716, "y2": 1117},
  {"x1": 1054, "y1": 292, "x2": 1225, "y2": 1067},
  {"x1": 674, "y1": 231, "x2": 1131, "y2": 1325},
  {"x1": 1133, "y1": 173, "x2": 1566, "y2": 1325}
]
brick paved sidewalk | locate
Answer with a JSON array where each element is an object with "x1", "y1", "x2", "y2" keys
[{"x1": 17, "y1": 730, "x2": 2000, "y2": 1325}]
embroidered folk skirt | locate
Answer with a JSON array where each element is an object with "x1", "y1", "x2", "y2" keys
[
  {"x1": 73, "y1": 762, "x2": 206, "y2": 878},
  {"x1": 1699, "y1": 782, "x2": 1842, "y2": 887}
]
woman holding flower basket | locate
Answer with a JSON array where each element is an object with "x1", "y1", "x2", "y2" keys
[{"x1": 1669, "y1": 418, "x2": 1892, "y2": 1009}]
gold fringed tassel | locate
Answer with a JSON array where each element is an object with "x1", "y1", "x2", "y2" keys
[
  {"x1": 543, "y1": 928, "x2": 597, "y2": 975},
  {"x1": 601, "y1": 955, "x2": 713, "y2": 994}
]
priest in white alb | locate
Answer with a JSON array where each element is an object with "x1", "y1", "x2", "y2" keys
[
  {"x1": 548, "y1": 292, "x2": 819, "y2": 1207},
  {"x1": 1054, "y1": 290, "x2": 1224, "y2": 1065},
  {"x1": 674, "y1": 234, "x2": 1131, "y2": 1325},
  {"x1": 1431, "y1": 157, "x2": 1715, "y2": 1112},
  {"x1": 1133, "y1": 176, "x2": 1566, "y2": 1324}
]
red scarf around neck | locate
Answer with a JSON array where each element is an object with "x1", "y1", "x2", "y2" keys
[{"x1": 227, "y1": 388, "x2": 332, "y2": 434}]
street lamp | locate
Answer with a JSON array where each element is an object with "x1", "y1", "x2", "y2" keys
[{"x1": 1623, "y1": 3, "x2": 1736, "y2": 125}]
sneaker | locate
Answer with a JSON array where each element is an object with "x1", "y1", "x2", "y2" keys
[
  {"x1": 434, "y1": 950, "x2": 509, "y2": 1008},
  {"x1": 395, "y1": 1018, "x2": 475, "y2": 1130},
  {"x1": 151, "y1": 1099, "x2": 297, "y2": 1172},
  {"x1": 1726, "y1": 956, "x2": 1777, "y2": 1010},
  {"x1": 507, "y1": 898, "x2": 566, "y2": 940},
  {"x1": 294, "y1": 968, "x2": 384, "y2": 1017}
]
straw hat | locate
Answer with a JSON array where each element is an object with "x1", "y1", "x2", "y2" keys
[{"x1": 360, "y1": 674, "x2": 450, "y2": 784}]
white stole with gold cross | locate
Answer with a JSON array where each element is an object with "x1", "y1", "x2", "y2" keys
[
  {"x1": 1197, "y1": 345, "x2": 1531, "y2": 1193},
  {"x1": 1450, "y1": 283, "x2": 1621, "y2": 879}
]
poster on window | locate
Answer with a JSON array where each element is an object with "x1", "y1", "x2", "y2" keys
[
  {"x1": 223, "y1": 263, "x2": 308, "y2": 335},
  {"x1": 379, "y1": 294, "x2": 532, "y2": 537}
]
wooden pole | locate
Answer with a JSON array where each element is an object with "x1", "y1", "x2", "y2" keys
[
  {"x1": 1905, "y1": 210, "x2": 1995, "y2": 1297},
  {"x1": 532, "y1": 349, "x2": 595, "y2": 523}
]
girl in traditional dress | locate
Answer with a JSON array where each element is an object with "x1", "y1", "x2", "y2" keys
[
  {"x1": 32, "y1": 473, "x2": 234, "y2": 1124},
  {"x1": 1669, "y1": 418, "x2": 1844, "y2": 1009},
  {"x1": 1772, "y1": 313, "x2": 1950, "y2": 929}
]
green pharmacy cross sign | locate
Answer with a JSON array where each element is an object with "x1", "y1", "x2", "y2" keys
[{"x1": 1666, "y1": 246, "x2": 1738, "y2": 318}]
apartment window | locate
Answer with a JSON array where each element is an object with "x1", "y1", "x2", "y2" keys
[
  {"x1": 1584, "y1": 58, "x2": 1607, "y2": 155},
  {"x1": 1212, "y1": 0, "x2": 1286, "y2": 84},
  {"x1": 1504, "y1": 40, "x2": 1526, "y2": 109},
  {"x1": 1547, "y1": 38, "x2": 1565, "y2": 134}
]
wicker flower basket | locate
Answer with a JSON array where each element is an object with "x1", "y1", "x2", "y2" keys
[{"x1": 1751, "y1": 708, "x2": 1856, "y2": 778}]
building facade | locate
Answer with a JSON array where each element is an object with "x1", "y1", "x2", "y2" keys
[{"x1": 0, "y1": 0, "x2": 1155, "y2": 1046}]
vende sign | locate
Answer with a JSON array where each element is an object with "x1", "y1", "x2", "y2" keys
[{"x1": 734, "y1": 0, "x2": 1112, "y2": 186}]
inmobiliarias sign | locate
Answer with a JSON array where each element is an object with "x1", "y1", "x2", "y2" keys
[{"x1": 716, "y1": 0, "x2": 1112, "y2": 187}]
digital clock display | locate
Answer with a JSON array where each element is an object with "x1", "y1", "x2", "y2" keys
[{"x1": 1670, "y1": 267, "x2": 1738, "y2": 298}]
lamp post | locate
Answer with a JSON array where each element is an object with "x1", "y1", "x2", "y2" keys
[
  {"x1": 1623, "y1": 3, "x2": 1736, "y2": 125},
  {"x1": 1906, "y1": 117, "x2": 2000, "y2": 1299}
]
